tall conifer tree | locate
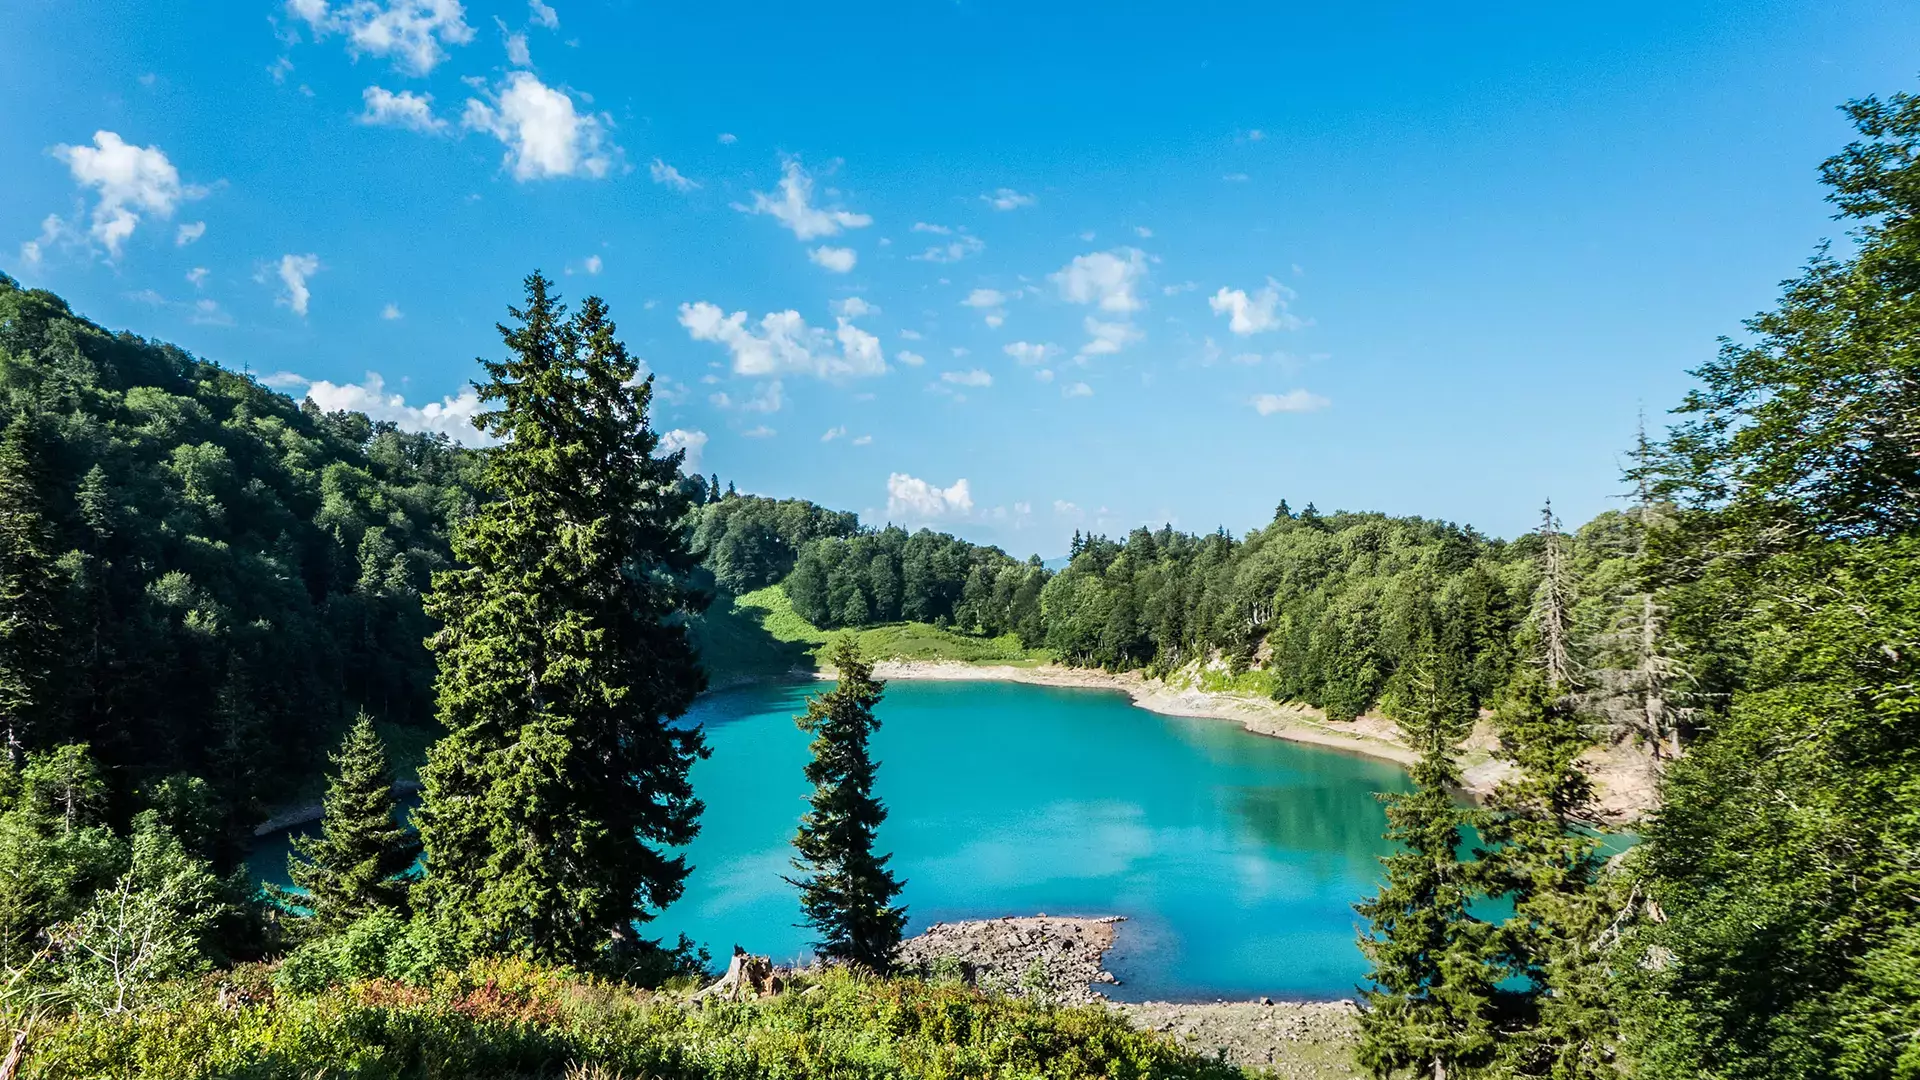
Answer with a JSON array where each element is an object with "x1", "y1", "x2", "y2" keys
[
  {"x1": 789, "y1": 637, "x2": 907, "y2": 972},
  {"x1": 1356, "y1": 641, "x2": 1497, "y2": 1080},
  {"x1": 277, "y1": 713, "x2": 417, "y2": 936},
  {"x1": 412, "y1": 274, "x2": 708, "y2": 968},
  {"x1": 0, "y1": 417, "x2": 57, "y2": 764}
]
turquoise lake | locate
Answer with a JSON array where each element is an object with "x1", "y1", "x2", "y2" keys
[{"x1": 254, "y1": 678, "x2": 1415, "y2": 1002}]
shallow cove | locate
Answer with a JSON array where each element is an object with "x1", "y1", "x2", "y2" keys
[
  {"x1": 249, "y1": 678, "x2": 1415, "y2": 1001},
  {"x1": 652, "y1": 678, "x2": 1412, "y2": 1002}
]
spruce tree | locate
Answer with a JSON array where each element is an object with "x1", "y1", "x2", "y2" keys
[
  {"x1": 278, "y1": 713, "x2": 417, "y2": 936},
  {"x1": 788, "y1": 637, "x2": 907, "y2": 972},
  {"x1": 0, "y1": 417, "x2": 58, "y2": 763},
  {"x1": 1355, "y1": 642, "x2": 1497, "y2": 1080},
  {"x1": 412, "y1": 273, "x2": 708, "y2": 968}
]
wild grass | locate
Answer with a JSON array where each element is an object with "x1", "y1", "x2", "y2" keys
[{"x1": 21, "y1": 960, "x2": 1247, "y2": 1080}]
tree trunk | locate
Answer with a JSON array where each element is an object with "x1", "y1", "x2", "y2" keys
[{"x1": 0, "y1": 1029, "x2": 27, "y2": 1080}]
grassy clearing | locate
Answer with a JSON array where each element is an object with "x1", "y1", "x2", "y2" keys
[{"x1": 696, "y1": 584, "x2": 1051, "y2": 681}]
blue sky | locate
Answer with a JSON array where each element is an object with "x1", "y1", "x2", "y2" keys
[{"x1": 5, "y1": 1, "x2": 1916, "y2": 556}]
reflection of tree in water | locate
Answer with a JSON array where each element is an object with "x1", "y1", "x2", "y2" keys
[{"x1": 1225, "y1": 784, "x2": 1394, "y2": 864}]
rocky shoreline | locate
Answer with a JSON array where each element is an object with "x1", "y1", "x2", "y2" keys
[
  {"x1": 896, "y1": 915, "x2": 1125, "y2": 1004},
  {"x1": 896, "y1": 915, "x2": 1363, "y2": 1078}
]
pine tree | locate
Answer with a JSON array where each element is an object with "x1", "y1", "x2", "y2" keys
[
  {"x1": 412, "y1": 274, "x2": 708, "y2": 968},
  {"x1": 1355, "y1": 642, "x2": 1497, "y2": 1080},
  {"x1": 277, "y1": 713, "x2": 417, "y2": 937},
  {"x1": 0, "y1": 418, "x2": 58, "y2": 764},
  {"x1": 1582, "y1": 430, "x2": 1693, "y2": 760},
  {"x1": 1531, "y1": 501, "x2": 1576, "y2": 694},
  {"x1": 788, "y1": 637, "x2": 907, "y2": 973}
]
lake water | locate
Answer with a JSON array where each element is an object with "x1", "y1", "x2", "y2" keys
[{"x1": 253, "y1": 678, "x2": 1415, "y2": 1001}]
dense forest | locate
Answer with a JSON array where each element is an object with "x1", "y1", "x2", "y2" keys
[
  {"x1": 0, "y1": 278, "x2": 485, "y2": 864},
  {"x1": 3, "y1": 85, "x2": 1920, "y2": 1080}
]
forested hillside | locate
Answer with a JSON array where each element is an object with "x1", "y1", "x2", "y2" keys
[{"x1": 0, "y1": 275, "x2": 481, "y2": 859}]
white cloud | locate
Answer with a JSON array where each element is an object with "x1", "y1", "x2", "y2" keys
[
  {"x1": 809, "y1": 245, "x2": 857, "y2": 273},
  {"x1": 738, "y1": 157, "x2": 871, "y2": 241},
  {"x1": 717, "y1": 132, "x2": 737, "y2": 144},
  {"x1": 275, "y1": 253, "x2": 320, "y2": 317},
  {"x1": 499, "y1": 19, "x2": 531, "y2": 66},
  {"x1": 528, "y1": 0, "x2": 558, "y2": 27},
  {"x1": 910, "y1": 234, "x2": 984, "y2": 263},
  {"x1": 833, "y1": 296, "x2": 876, "y2": 318},
  {"x1": 852, "y1": 434, "x2": 872, "y2": 446},
  {"x1": 887, "y1": 473, "x2": 972, "y2": 518},
  {"x1": 1252, "y1": 389, "x2": 1330, "y2": 415},
  {"x1": 911, "y1": 222, "x2": 951, "y2": 234},
  {"x1": 359, "y1": 85, "x2": 447, "y2": 131},
  {"x1": 1003, "y1": 341, "x2": 1057, "y2": 366},
  {"x1": 679, "y1": 302, "x2": 887, "y2": 380},
  {"x1": 981, "y1": 187, "x2": 1035, "y2": 211},
  {"x1": 896, "y1": 350, "x2": 926, "y2": 367},
  {"x1": 382, "y1": 302, "x2": 403, "y2": 319},
  {"x1": 821, "y1": 425, "x2": 847, "y2": 442},
  {"x1": 1210, "y1": 278, "x2": 1302, "y2": 335},
  {"x1": 50, "y1": 131, "x2": 206, "y2": 256},
  {"x1": 962, "y1": 288, "x2": 1007, "y2": 309},
  {"x1": 175, "y1": 221, "x2": 206, "y2": 246},
  {"x1": 1053, "y1": 499, "x2": 1081, "y2": 518},
  {"x1": 1062, "y1": 381, "x2": 1093, "y2": 398},
  {"x1": 1134, "y1": 225, "x2": 1153, "y2": 238},
  {"x1": 1079, "y1": 316, "x2": 1141, "y2": 357},
  {"x1": 582, "y1": 254, "x2": 602, "y2": 274},
  {"x1": 191, "y1": 298, "x2": 231, "y2": 326},
  {"x1": 294, "y1": 371, "x2": 487, "y2": 442},
  {"x1": 1162, "y1": 280, "x2": 1199, "y2": 296},
  {"x1": 984, "y1": 314, "x2": 1004, "y2": 329},
  {"x1": 1052, "y1": 248, "x2": 1147, "y2": 313},
  {"x1": 186, "y1": 267, "x2": 209, "y2": 287},
  {"x1": 657, "y1": 427, "x2": 708, "y2": 471},
  {"x1": 742, "y1": 424, "x2": 776, "y2": 438},
  {"x1": 287, "y1": 0, "x2": 476, "y2": 76},
  {"x1": 462, "y1": 71, "x2": 612, "y2": 181},
  {"x1": 649, "y1": 157, "x2": 699, "y2": 192},
  {"x1": 898, "y1": 328, "x2": 923, "y2": 341},
  {"x1": 942, "y1": 369, "x2": 992, "y2": 387},
  {"x1": 1034, "y1": 368, "x2": 1054, "y2": 383}
]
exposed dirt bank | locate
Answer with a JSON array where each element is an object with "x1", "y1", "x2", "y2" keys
[{"x1": 857, "y1": 660, "x2": 1656, "y2": 824}]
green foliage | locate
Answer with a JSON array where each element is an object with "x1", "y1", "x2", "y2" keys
[
  {"x1": 412, "y1": 274, "x2": 708, "y2": 970},
  {"x1": 689, "y1": 494, "x2": 859, "y2": 593},
  {"x1": 46, "y1": 811, "x2": 224, "y2": 1014},
  {"x1": 275, "y1": 713, "x2": 418, "y2": 938},
  {"x1": 787, "y1": 527, "x2": 1046, "y2": 642},
  {"x1": 1043, "y1": 518, "x2": 1520, "y2": 720},
  {"x1": 789, "y1": 638, "x2": 908, "y2": 973},
  {"x1": 0, "y1": 415, "x2": 58, "y2": 759},
  {"x1": 273, "y1": 910, "x2": 456, "y2": 994},
  {"x1": 0, "y1": 273, "x2": 481, "y2": 848},
  {"x1": 0, "y1": 745, "x2": 121, "y2": 973},
  {"x1": 24, "y1": 960, "x2": 1245, "y2": 1080},
  {"x1": 1354, "y1": 645, "x2": 1499, "y2": 1079},
  {"x1": 1619, "y1": 87, "x2": 1920, "y2": 1080}
]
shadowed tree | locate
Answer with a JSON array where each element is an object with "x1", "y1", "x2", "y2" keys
[
  {"x1": 275, "y1": 713, "x2": 418, "y2": 937},
  {"x1": 788, "y1": 637, "x2": 907, "y2": 972},
  {"x1": 412, "y1": 272, "x2": 709, "y2": 969}
]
